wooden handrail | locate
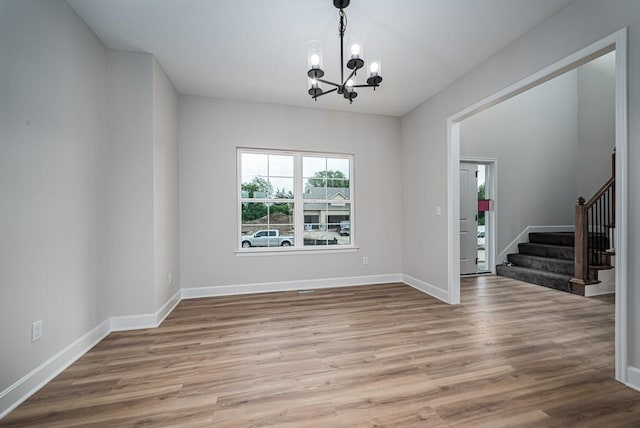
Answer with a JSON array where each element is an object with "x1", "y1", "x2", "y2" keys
[{"x1": 585, "y1": 177, "x2": 614, "y2": 208}]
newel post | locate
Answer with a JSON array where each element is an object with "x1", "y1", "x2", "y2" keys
[{"x1": 573, "y1": 197, "x2": 589, "y2": 284}]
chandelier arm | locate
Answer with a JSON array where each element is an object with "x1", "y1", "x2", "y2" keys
[
  {"x1": 312, "y1": 88, "x2": 338, "y2": 99},
  {"x1": 352, "y1": 84, "x2": 379, "y2": 88},
  {"x1": 316, "y1": 78, "x2": 341, "y2": 88},
  {"x1": 342, "y1": 68, "x2": 357, "y2": 86}
]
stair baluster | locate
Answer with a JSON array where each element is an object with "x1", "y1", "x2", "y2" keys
[{"x1": 571, "y1": 150, "x2": 615, "y2": 287}]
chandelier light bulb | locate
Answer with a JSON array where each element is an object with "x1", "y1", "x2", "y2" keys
[
  {"x1": 369, "y1": 62, "x2": 379, "y2": 75},
  {"x1": 346, "y1": 78, "x2": 354, "y2": 87},
  {"x1": 310, "y1": 78, "x2": 319, "y2": 88},
  {"x1": 350, "y1": 43, "x2": 361, "y2": 58},
  {"x1": 310, "y1": 54, "x2": 321, "y2": 68}
]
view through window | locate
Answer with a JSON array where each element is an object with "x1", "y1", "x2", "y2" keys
[{"x1": 239, "y1": 149, "x2": 353, "y2": 250}]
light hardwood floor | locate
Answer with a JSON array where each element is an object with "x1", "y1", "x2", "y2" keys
[{"x1": 2, "y1": 276, "x2": 639, "y2": 427}]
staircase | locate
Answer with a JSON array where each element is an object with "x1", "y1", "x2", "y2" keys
[
  {"x1": 496, "y1": 231, "x2": 611, "y2": 295},
  {"x1": 497, "y1": 150, "x2": 616, "y2": 296},
  {"x1": 497, "y1": 232, "x2": 574, "y2": 293}
]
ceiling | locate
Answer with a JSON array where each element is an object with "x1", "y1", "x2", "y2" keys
[{"x1": 67, "y1": 0, "x2": 574, "y2": 117}]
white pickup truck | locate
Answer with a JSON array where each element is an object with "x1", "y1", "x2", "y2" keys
[{"x1": 241, "y1": 230, "x2": 294, "y2": 248}]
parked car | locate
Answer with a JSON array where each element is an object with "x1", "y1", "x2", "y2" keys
[
  {"x1": 241, "y1": 230, "x2": 294, "y2": 248},
  {"x1": 339, "y1": 221, "x2": 350, "y2": 236}
]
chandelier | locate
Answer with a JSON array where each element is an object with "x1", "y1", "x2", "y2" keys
[{"x1": 307, "y1": 0, "x2": 383, "y2": 104}]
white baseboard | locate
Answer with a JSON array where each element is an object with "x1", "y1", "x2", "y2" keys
[
  {"x1": 402, "y1": 274, "x2": 449, "y2": 303},
  {"x1": 110, "y1": 313, "x2": 157, "y2": 331},
  {"x1": 4, "y1": 271, "x2": 631, "y2": 421},
  {"x1": 4, "y1": 274, "x2": 442, "y2": 419},
  {"x1": 585, "y1": 282, "x2": 616, "y2": 297},
  {"x1": 497, "y1": 225, "x2": 575, "y2": 264},
  {"x1": 0, "y1": 290, "x2": 182, "y2": 419},
  {"x1": 4, "y1": 275, "x2": 409, "y2": 419},
  {"x1": 181, "y1": 274, "x2": 403, "y2": 299},
  {"x1": 626, "y1": 366, "x2": 640, "y2": 392},
  {"x1": 111, "y1": 290, "x2": 182, "y2": 331},
  {"x1": 0, "y1": 318, "x2": 111, "y2": 420},
  {"x1": 157, "y1": 290, "x2": 182, "y2": 325},
  {"x1": 179, "y1": 273, "x2": 449, "y2": 307}
]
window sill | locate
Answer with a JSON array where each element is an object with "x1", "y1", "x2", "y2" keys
[{"x1": 235, "y1": 246, "x2": 359, "y2": 256}]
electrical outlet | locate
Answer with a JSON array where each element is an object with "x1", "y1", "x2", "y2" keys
[
  {"x1": 32, "y1": 320, "x2": 43, "y2": 342},
  {"x1": 435, "y1": 206, "x2": 442, "y2": 216},
  {"x1": 362, "y1": 256, "x2": 369, "y2": 265}
]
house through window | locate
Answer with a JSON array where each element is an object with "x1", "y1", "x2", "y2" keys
[{"x1": 238, "y1": 149, "x2": 353, "y2": 251}]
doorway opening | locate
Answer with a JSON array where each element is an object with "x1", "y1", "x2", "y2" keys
[
  {"x1": 460, "y1": 160, "x2": 495, "y2": 275},
  {"x1": 447, "y1": 29, "x2": 628, "y2": 383},
  {"x1": 477, "y1": 163, "x2": 491, "y2": 273}
]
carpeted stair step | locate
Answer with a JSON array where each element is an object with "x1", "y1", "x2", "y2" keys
[
  {"x1": 496, "y1": 264, "x2": 572, "y2": 292},
  {"x1": 507, "y1": 253, "x2": 572, "y2": 276},
  {"x1": 529, "y1": 232, "x2": 574, "y2": 246},
  {"x1": 507, "y1": 253, "x2": 599, "y2": 278},
  {"x1": 518, "y1": 242, "x2": 574, "y2": 260},
  {"x1": 528, "y1": 231, "x2": 610, "y2": 250}
]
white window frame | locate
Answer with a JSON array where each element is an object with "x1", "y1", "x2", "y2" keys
[{"x1": 237, "y1": 148, "x2": 355, "y2": 253}]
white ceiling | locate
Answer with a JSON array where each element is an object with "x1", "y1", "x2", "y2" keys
[{"x1": 67, "y1": 0, "x2": 574, "y2": 117}]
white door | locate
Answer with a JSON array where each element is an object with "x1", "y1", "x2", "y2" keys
[{"x1": 460, "y1": 162, "x2": 478, "y2": 275}]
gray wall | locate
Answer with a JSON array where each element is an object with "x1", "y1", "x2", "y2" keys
[
  {"x1": 577, "y1": 51, "x2": 616, "y2": 198},
  {"x1": 0, "y1": 1, "x2": 181, "y2": 405},
  {"x1": 103, "y1": 50, "x2": 155, "y2": 317},
  {"x1": 152, "y1": 58, "x2": 181, "y2": 308},
  {"x1": 460, "y1": 70, "x2": 579, "y2": 256},
  {"x1": 179, "y1": 96, "x2": 403, "y2": 289},
  {"x1": 0, "y1": 0, "x2": 108, "y2": 390},
  {"x1": 100, "y1": 51, "x2": 181, "y2": 319},
  {"x1": 401, "y1": 0, "x2": 640, "y2": 367}
]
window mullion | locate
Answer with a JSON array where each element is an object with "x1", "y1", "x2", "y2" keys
[{"x1": 294, "y1": 153, "x2": 303, "y2": 247}]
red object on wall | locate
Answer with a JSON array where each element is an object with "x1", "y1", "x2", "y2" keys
[{"x1": 478, "y1": 199, "x2": 490, "y2": 212}]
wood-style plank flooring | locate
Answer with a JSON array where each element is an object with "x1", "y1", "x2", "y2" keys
[{"x1": 3, "y1": 276, "x2": 639, "y2": 427}]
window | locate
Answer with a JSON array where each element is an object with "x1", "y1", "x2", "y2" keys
[{"x1": 238, "y1": 149, "x2": 353, "y2": 251}]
